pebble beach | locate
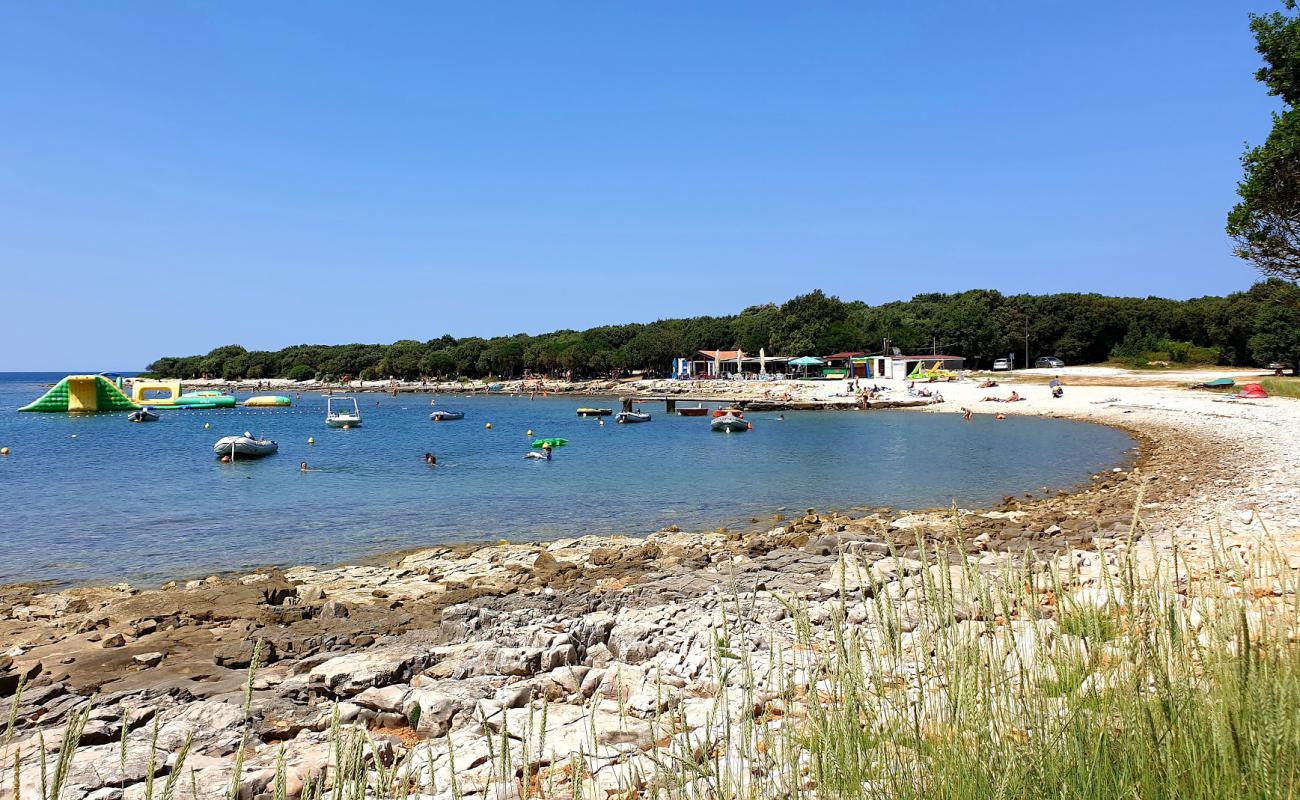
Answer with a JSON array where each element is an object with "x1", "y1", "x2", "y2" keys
[{"x1": 1, "y1": 369, "x2": 1298, "y2": 799}]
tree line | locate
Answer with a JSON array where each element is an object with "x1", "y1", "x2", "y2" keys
[{"x1": 146, "y1": 280, "x2": 1300, "y2": 381}]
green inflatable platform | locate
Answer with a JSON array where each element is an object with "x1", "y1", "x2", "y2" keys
[
  {"x1": 19, "y1": 375, "x2": 140, "y2": 412},
  {"x1": 531, "y1": 437, "x2": 569, "y2": 448}
]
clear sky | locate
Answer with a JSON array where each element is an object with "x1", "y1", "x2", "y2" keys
[{"x1": 0, "y1": 2, "x2": 1282, "y2": 370}]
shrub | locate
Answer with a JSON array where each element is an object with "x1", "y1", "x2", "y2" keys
[{"x1": 285, "y1": 364, "x2": 315, "y2": 382}]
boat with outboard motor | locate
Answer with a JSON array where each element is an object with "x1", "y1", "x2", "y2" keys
[
  {"x1": 430, "y1": 410, "x2": 465, "y2": 421},
  {"x1": 710, "y1": 408, "x2": 749, "y2": 432},
  {"x1": 127, "y1": 408, "x2": 160, "y2": 423},
  {"x1": 212, "y1": 433, "x2": 278, "y2": 459},
  {"x1": 677, "y1": 405, "x2": 709, "y2": 417},
  {"x1": 326, "y1": 397, "x2": 362, "y2": 428},
  {"x1": 616, "y1": 411, "x2": 652, "y2": 423}
]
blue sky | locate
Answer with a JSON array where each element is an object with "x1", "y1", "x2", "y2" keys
[{"x1": 0, "y1": 2, "x2": 1282, "y2": 370}]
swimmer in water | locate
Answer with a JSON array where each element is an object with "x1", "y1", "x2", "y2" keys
[
  {"x1": 425, "y1": 452, "x2": 437, "y2": 466},
  {"x1": 962, "y1": 407, "x2": 973, "y2": 421},
  {"x1": 300, "y1": 461, "x2": 309, "y2": 471},
  {"x1": 777, "y1": 414, "x2": 784, "y2": 422}
]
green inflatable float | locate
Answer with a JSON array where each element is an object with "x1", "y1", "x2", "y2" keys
[{"x1": 531, "y1": 438, "x2": 569, "y2": 449}]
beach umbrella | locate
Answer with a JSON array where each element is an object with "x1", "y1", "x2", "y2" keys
[{"x1": 790, "y1": 355, "x2": 823, "y2": 377}]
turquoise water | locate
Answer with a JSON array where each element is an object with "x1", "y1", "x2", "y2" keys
[{"x1": 0, "y1": 373, "x2": 1133, "y2": 587}]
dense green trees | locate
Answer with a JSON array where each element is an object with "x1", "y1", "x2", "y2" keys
[
  {"x1": 146, "y1": 283, "x2": 1292, "y2": 380},
  {"x1": 1229, "y1": 3, "x2": 1300, "y2": 280}
]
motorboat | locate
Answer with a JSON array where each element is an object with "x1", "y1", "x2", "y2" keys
[
  {"x1": 576, "y1": 408, "x2": 612, "y2": 417},
  {"x1": 677, "y1": 405, "x2": 709, "y2": 417},
  {"x1": 128, "y1": 407, "x2": 160, "y2": 423},
  {"x1": 616, "y1": 411, "x2": 652, "y2": 424},
  {"x1": 430, "y1": 409, "x2": 465, "y2": 421},
  {"x1": 213, "y1": 433, "x2": 278, "y2": 459},
  {"x1": 711, "y1": 411, "x2": 749, "y2": 433},
  {"x1": 326, "y1": 397, "x2": 362, "y2": 428}
]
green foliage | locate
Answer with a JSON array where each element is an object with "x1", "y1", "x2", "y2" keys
[
  {"x1": 1247, "y1": 278, "x2": 1300, "y2": 373},
  {"x1": 1229, "y1": 3, "x2": 1300, "y2": 280},
  {"x1": 146, "y1": 283, "x2": 1292, "y2": 380}
]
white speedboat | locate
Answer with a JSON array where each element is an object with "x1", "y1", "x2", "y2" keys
[
  {"x1": 616, "y1": 411, "x2": 652, "y2": 423},
  {"x1": 213, "y1": 433, "x2": 278, "y2": 459},
  {"x1": 326, "y1": 397, "x2": 362, "y2": 428}
]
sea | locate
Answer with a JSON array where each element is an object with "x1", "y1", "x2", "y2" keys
[{"x1": 0, "y1": 372, "x2": 1134, "y2": 587}]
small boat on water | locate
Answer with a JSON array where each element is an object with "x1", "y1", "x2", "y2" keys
[
  {"x1": 326, "y1": 397, "x2": 362, "y2": 428},
  {"x1": 711, "y1": 410, "x2": 749, "y2": 433},
  {"x1": 616, "y1": 411, "x2": 652, "y2": 424},
  {"x1": 213, "y1": 433, "x2": 278, "y2": 459},
  {"x1": 128, "y1": 407, "x2": 160, "y2": 423},
  {"x1": 576, "y1": 408, "x2": 612, "y2": 417},
  {"x1": 677, "y1": 405, "x2": 709, "y2": 417},
  {"x1": 430, "y1": 410, "x2": 465, "y2": 421}
]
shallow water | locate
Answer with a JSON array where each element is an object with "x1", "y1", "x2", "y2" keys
[{"x1": 0, "y1": 373, "x2": 1133, "y2": 586}]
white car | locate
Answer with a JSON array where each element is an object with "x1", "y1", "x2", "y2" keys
[{"x1": 992, "y1": 358, "x2": 1011, "y2": 371}]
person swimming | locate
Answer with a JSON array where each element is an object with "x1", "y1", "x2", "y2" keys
[
  {"x1": 300, "y1": 461, "x2": 309, "y2": 471},
  {"x1": 424, "y1": 452, "x2": 437, "y2": 466}
]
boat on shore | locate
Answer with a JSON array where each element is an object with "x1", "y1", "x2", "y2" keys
[
  {"x1": 577, "y1": 407, "x2": 612, "y2": 417},
  {"x1": 430, "y1": 410, "x2": 465, "y2": 421},
  {"x1": 212, "y1": 434, "x2": 278, "y2": 459},
  {"x1": 711, "y1": 409, "x2": 749, "y2": 432},
  {"x1": 127, "y1": 408, "x2": 160, "y2": 423},
  {"x1": 616, "y1": 411, "x2": 652, "y2": 424},
  {"x1": 677, "y1": 405, "x2": 709, "y2": 417},
  {"x1": 326, "y1": 397, "x2": 362, "y2": 428}
]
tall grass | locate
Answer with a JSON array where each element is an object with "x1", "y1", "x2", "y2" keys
[{"x1": 2, "y1": 512, "x2": 1298, "y2": 799}]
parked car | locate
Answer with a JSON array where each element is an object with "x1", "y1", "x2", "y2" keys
[
  {"x1": 992, "y1": 358, "x2": 1011, "y2": 371},
  {"x1": 1035, "y1": 356, "x2": 1064, "y2": 368}
]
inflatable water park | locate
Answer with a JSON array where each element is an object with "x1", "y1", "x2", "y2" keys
[
  {"x1": 19, "y1": 376, "x2": 239, "y2": 412},
  {"x1": 18, "y1": 375, "x2": 140, "y2": 412}
]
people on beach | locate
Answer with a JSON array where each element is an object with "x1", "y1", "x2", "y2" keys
[
  {"x1": 1050, "y1": 376, "x2": 1063, "y2": 398},
  {"x1": 963, "y1": 407, "x2": 973, "y2": 421}
]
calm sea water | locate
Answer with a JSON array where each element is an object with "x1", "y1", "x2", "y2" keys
[{"x1": 0, "y1": 373, "x2": 1133, "y2": 587}]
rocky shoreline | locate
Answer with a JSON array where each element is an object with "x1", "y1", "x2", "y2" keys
[{"x1": 2, "y1": 382, "x2": 1298, "y2": 799}]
